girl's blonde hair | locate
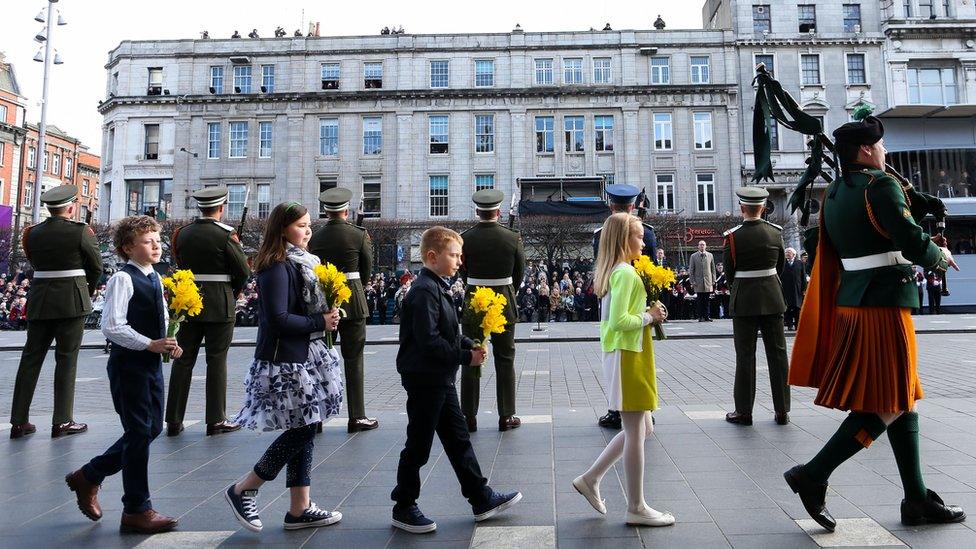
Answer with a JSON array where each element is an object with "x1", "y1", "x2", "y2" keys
[{"x1": 594, "y1": 212, "x2": 642, "y2": 297}]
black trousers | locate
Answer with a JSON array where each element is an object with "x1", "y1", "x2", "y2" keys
[
  {"x1": 927, "y1": 289, "x2": 942, "y2": 315},
  {"x1": 253, "y1": 423, "x2": 317, "y2": 487},
  {"x1": 784, "y1": 306, "x2": 801, "y2": 329},
  {"x1": 83, "y1": 359, "x2": 164, "y2": 514},
  {"x1": 696, "y1": 292, "x2": 712, "y2": 320},
  {"x1": 732, "y1": 314, "x2": 790, "y2": 415},
  {"x1": 392, "y1": 382, "x2": 490, "y2": 508}
]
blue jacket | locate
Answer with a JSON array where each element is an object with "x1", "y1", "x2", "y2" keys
[
  {"x1": 254, "y1": 260, "x2": 326, "y2": 363},
  {"x1": 396, "y1": 267, "x2": 474, "y2": 385}
]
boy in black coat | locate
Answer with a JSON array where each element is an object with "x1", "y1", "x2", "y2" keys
[{"x1": 390, "y1": 226, "x2": 521, "y2": 534}]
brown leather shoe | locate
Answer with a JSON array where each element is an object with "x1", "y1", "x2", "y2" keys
[
  {"x1": 206, "y1": 421, "x2": 241, "y2": 436},
  {"x1": 347, "y1": 417, "x2": 379, "y2": 433},
  {"x1": 9, "y1": 422, "x2": 36, "y2": 439},
  {"x1": 120, "y1": 509, "x2": 178, "y2": 534},
  {"x1": 725, "y1": 411, "x2": 753, "y2": 426},
  {"x1": 65, "y1": 469, "x2": 102, "y2": 521},
  {"x1": 466, "y1": 415, "x2": 478, "y2": 433},
  {"x1": 52, "y1": 421, "x2": 88, "y2": 438},
  {"x1": 498, "y1": 416, "x2": 521, "y2": 432},
  {"x1": 166, "y1": 422, "x2": 184, "y2": 437}
]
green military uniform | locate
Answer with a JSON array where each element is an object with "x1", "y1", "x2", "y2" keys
[
  {"x1": 309, "y1": 187, "x2": 376, "y2": 431},
  {"x1": 10, "y1": 185, "x2": 103, "y2": 437},
  {"x1": 459, "y1": 189, "x2": 526, "y2": 431},
  {"x1": 165, "y1": 187, "x2": 250, "y2": 433},
  {"x1": 723, "y1": 187, "x2": 790, "y2": 424}
]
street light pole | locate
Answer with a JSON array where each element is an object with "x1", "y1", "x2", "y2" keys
[{"x1": 32, "y1": 0, "x2": 59, "y2": 225}]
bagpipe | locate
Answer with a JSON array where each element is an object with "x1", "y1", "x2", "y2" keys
[{"x1": 750, "y1": 63, "x2": 952, "y2": 294}]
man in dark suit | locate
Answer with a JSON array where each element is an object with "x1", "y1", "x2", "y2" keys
[{"x1": 781, "y1": 247, "x2": 806, "y2": 330}]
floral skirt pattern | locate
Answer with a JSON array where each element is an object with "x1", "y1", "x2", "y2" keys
[{"x1": 234, "y1": 339, "x2": 344, "y2": 431}]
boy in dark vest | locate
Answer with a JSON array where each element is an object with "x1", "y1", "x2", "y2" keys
[{"x1": 64, "y1": 215, "x2": 183, "y2": 534}]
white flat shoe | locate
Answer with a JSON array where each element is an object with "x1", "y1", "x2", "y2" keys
[
  {"x1": 625, "y1": 508, "x2": 675, "y2": 527},
  {"x1": 573, "y1": 476, "x2": 607, "y2": 515}
]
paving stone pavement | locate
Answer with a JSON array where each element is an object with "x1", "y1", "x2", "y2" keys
[{"x1": 1, "y1": 322, "x2": 975, "y2": 548}]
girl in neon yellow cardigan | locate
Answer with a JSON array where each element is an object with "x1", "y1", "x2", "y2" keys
[{"x1": 573, "y1": 213, "x2": 674, "y2": 527}]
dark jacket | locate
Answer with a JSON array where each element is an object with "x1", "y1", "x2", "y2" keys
[
  {"x1": 781, "y1": 259, "x2": 806, "y2": 307},
  {"x1": 254, "y1": 261, "x2": 327, "y2": 364},
  {"x1": 396, "y1": 267, "x2": 474, "y2": 386}
]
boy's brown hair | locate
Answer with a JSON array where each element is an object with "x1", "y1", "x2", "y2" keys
[
  {"x1": 420, "y1": 226, "x2": 463, "y2": 259},
  {"x1": 113, "y1": 215, "x2": 161, "y2": 260}
]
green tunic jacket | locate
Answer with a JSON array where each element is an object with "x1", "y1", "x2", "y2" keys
[
  {"x1": 824, "y1": 167, "x2": 946, "y2": 308},
  {"x1": 722, "y1": 219, "x2": 787, "y2": 317},
  {"x1": 172, "y1": 218, "x2": 251, "y2": 323},
  {"x1": 459, "y1": 221, "x2": 526, "y2": 324},
  {"x1": 24, "y1": 216, "x2": 103, "y2": 320},
  {"x1": 308, "y1": 219, "x2": 373, "y2": 320}
]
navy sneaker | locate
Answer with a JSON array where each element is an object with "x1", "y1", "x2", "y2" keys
[
  {"x1": 224, "y1": 484, "x2": 262, "y2": 532},
  {"x1": 392, "y1": 504, "x2": 437, "y2": 534},
  {"x1": 473, "y1": 490, "x2": 523, "y2": 522},
  {"x1": 283, "y1": 502, "x2": 341, "y2": 530}
]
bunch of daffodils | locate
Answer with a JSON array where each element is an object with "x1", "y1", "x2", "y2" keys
[
  {"x1": 632, "y1": 255, "x2": 676, "y2": 341},
  {"x1": 161, "y1": 269, "x2": 203, "y2": 361},
  {"x1": 463, "y1": 286, "x2": 508, "y2": 378}
]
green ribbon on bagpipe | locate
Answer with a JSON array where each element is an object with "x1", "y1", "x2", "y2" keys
[{"x1": 751, "y1": 64, "x2": 829, "y2": 226}]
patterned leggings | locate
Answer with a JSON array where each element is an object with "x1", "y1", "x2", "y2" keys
[{"x1": 253, "y1": 423, "x2": 317, "y2": 488}]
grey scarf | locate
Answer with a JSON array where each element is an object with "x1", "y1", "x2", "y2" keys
[{"x1": 286, "y1": 245, "x2": 330, "y2": 314}]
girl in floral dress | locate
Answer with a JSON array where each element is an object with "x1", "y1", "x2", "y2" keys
[{"x1": 224, "y1": 202, "x2": 344, "y2": 532}]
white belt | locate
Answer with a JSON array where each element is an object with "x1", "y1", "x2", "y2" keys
[
  {"x1": 735, "y1": 268, "x2": 778, "y2": 279},
  {"x1": 841, "y1": 251, "x2": 910, "y2": 271},
  {"x1": 194, "y1": 274, "x2": 232, "y2": 282},
  {"x1": 344, "y1": 272, "x2": 360, "y2": 280},
  {"x1": 33, "y1": 269, "x2": 86, "y2": 279},
  {"x1": 467, "y1": 276, "x2": 513, "y2": 286}
]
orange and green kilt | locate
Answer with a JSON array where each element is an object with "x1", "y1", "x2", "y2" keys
[{"x1": 789, "y1": 225, "x2": 923, "y2": 414}]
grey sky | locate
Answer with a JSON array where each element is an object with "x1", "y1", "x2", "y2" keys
[{"x1": 1, "y1": 1, "x2": 706, "y2": 155}]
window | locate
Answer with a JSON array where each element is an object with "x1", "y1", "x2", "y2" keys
[
  {"x1": 43, "y1": 151, "x2": 49, "y2": 172},
  {"x1": 259, "y1": 121, "x2": 273, "y2": 157},
  {"x1": 535, "y1": 116, "x2": 554, "y2": 153},
  {"x1": 847, "y1": 54, "x2": 867, "y2": 85},
  {"x1": 0, "y1": 104, "x2": 6, "y2": 122},
  {"x1": 227, "y1": 184, "x2": 246, "y2": 219},
  {"x1": 364, "y1": 62, "x2": 383, "y2": 88},
  {"x1": 319, "y1": 177, "x2": 337, "y2": 218},
  {"x1": 147, "y1": 67, "x2": 163, "y2": 94},
  {"x1": 0, "y1": 142, "x2": 4, "y2": 166},
  {"x1": 257, "y1": 184, "x2": 271, "y2": 219},
  {"x1": 475, "y1": 60, "x2": 494, "y2": 87},
  {"x1": 144, "y1": 124, "x2": 159, "y2": 159},
  {"x1": 798, "y1": 5, "x2": 817, "y2": 33},
  {"x1": 319, "y1": 118, "x2": 339, "y2": 156},
  {"x1": 535, "y1": 59, "x2": 553, "y2": 85},
  {"x1": 262, "y1": 64, "x2": 275, "y2": 92},
  {"x1": 82, "y1": 178, "x2": 90, "y2": 196},
  {"x1": 904, "y1": 0, "x2": 913, "y2": 17},
  {"x1": 363, "y1": 176, "x2": 381, "y2": 216},
  {"x1": 64, "y1": 156, "x2": 73, "y2": 178},
  {"x1": 475, "y1": 114, "x2": 494, "y2": 153},
  {"x1": 430, "y1": 60, "x2": 449, "y2": 88},
  {"x1": 53, "y1": 153, "x2": 61, "y2": 175},
  {"x1": 753, "y1": 5, "x2": 771, "y2": 33},
  {"x1": 755, "y1": 54, "x2": 774, "y2": 77},
  {"x1": 653, "y1": 113, "x2": 673, "y2": 151},
  {"x1": 429, "y1": 115, "x2": 449, "y2": 154},
  {"x1": 696, "y1": 173, "x2": 715, "y2": 212},
  {"x1": 363, "y1": 117, "x2": 382, "y2": 155},
  {"x1": 229, "y1": 121, "x2": 248, "y2": 158},
  {"x1": 656, "y1": 174, "x2": 675, "y2": 211},
  {"x1": 564, "y1": 116, "x2": 584, "y2": 152},
  {"x1": 843, "y1": 4, "x2": 861, "y2": 32},
  {"x1": 691, "y1": 56, "x2": 710, "y2": 84},
  {"x1": 210, "y1": 66, "x2": 224, "y2": 93},
  {"x1": 908, "y1": 68, "x2": 957, "y2": 105},
  {"x1": 594, "y1": 58, "x2": 612, "y2": 84},
  {"x1": 321, "y1": 63, "x2": 340, "y2": 89},
  {"x1": 475, "y1": 174, "x2": 495, "y2": 191},
  {"x1": 650, "y1": 57, "x2": 670, "y2": 84},
  {"x1": 601, "y1": 173, "x2": 615, "y2": 187},
  {"x1": 233, "y1": 65, "x2": 252, "y2": 93},
  {"x1": 207, "y1": 122, "x2": 221, "y2": 159},
  {"x1": 429, "y1": 175, "x2": 448, "y2": 217},
  {"x1": 126, "y1": 179, "x2": 172, "y2": 217},
  {"x1": 801, "y1": 54, "x2": 821, "y2": 85},
  {"x1": 564, "y1": 58, "x2": 583, "y2": 84},
  {"x1": 24, "y1": 180, "x2": 33, "y2": 206},
  {"x1": 694, "y1": 112, "x2": 713, "y2": 150},
  {"x1": 28, "y1": 147, "x2": 36, "y2": 169},
  {"x1": 769, "y1": 117, "x2": 780, "y2": 151},
  {"x1": 918, "y1": 0, "x2": 934, "y2": 18},
  {"x1": 595, "y1": 115, "x2": 614, "y2": 152}
]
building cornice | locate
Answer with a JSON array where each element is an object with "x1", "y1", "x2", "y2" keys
[
  {"x1": 98, "y1": 84, "x2": 739, "y2": 115},
  {"x1": 884, "y1": 21, "x2": 976, "y2": 40},
  {"x1": 736, "y1": 36, "x2": 884, "y2": 47}
]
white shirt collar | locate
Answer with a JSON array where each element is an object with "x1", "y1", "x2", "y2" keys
[{"x1": 126, "y1": 259, "x2": 155, "y2": 276}]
